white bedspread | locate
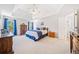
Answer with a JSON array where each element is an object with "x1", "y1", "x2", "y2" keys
[
  {"x1": 26, "y1": 30, "x2": 47, "y2": 40},
  {"x1": 26, "y1": 31, "x2": 39, "y2": 39}
]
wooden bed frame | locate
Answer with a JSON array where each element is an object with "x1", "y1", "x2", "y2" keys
[
  {"x1": 33, "y1": 27, "x2": 48, "y2": 41},
  {"x1": 34, "y1": 33, "x2": 48, "y2": 41}
]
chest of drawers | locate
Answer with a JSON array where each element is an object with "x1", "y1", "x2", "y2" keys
[
  {"x1": 70, "y1": 33, "x2": 79, "y2": 54},
  {"x1": 0, "y1": 36, "x2": 13, "y2": 54},
  {"x1": 48, "y1": 32, "x2": 56, "y2": 38}
]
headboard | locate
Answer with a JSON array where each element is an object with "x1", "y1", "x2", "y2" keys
[{"x1": 36, "y1": 27, "x2": 48, "y2": 31}]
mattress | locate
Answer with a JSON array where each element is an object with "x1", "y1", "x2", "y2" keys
[{"x1": 40, "y1": 30, "x2": 47, "y2": 35}]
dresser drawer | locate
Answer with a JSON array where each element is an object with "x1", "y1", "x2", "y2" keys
[
  {"x1": 48, "y1": 32, "x2": 56, "y2": 38},
  {"x1": 0, "y1": 36, "x2": 13, "y2": 54},
  {"x1": 73, "y1": 43, "x2": 79, "y2": 54},
  {"x1": 75, "y1": 50, "x2": 79, "y2": 54},
  {"x1": 73, "y1": 37, "x2": 79, "y2": 49},
  {"x1": 73, "y1": 37, "x2": 78, "y2": 43}
]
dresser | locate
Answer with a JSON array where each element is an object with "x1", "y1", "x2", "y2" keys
[
  {"x1": 48, "y1": 32, "x2": 56, "y2": 38},
  {"x1": 70, "y1": 32, "x2": 79, "y2": 54},
  {"x1": 20, "y1": 23, "x2": 27, "y2": 35},
  {"x1": 0, "y1": 36, "x2": 13, "y2": 54}
]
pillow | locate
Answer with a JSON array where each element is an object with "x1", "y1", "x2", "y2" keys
[
  {"x1": 42, "y1": 27, "x2": 46, "y2": 30},
  {"x1": 36, "y1": 27, "x2": 40, "y2": 30},
  {"x1": 41, "y1": 27, "x2": 46, "y2": 30}
]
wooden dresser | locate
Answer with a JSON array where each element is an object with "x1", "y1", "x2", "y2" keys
[
  {"x1": 70, "y1": 32, "x2": 79, "y2": 54},
  {"x1": 20, "y1": 23, "x2": 27, "y2": 35},
  {"x1": 0, "y1": 36, "x2": 13, "y2": 54},
  {"x1": 48, "y1": 32, "x2": 56, "y2": 38}
]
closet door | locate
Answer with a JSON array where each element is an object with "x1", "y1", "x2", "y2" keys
[{"x1": 64, "y1": 12, "x2": 75, "y2": 40}]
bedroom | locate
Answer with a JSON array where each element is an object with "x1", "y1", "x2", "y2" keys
[{"x1": 0, "y1": 4, "x2": 79, "y2": 54}]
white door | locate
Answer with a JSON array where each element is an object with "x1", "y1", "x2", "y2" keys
[{"x1": 65, "y1": 14, "x2": 74, "y2": 40}]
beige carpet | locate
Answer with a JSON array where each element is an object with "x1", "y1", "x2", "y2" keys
[{"x1": 13, "y1": 35, "x2": 70, "y2": 54}]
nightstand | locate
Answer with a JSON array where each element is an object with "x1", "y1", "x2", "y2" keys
[{"x1": 48, "y1": 32, "x2": 56, "y2": 38}]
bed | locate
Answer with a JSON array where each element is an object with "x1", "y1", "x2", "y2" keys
[{"x1": 26, "y1": 27, "x2": 48, "y2": 41}]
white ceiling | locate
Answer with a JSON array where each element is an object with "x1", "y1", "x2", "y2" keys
[
  {"x1": 0, "y1": 4, "x2": 79, "y2": 19},
  {"x1": 12, "y1": 4, "x2": 64, "y2": 19},
  {"x1": 58, "y1": 4, "x2": 79, "y2": 16},
  {"x1": 0, "y1": 4, "x2": 15, "y2": 15}
]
